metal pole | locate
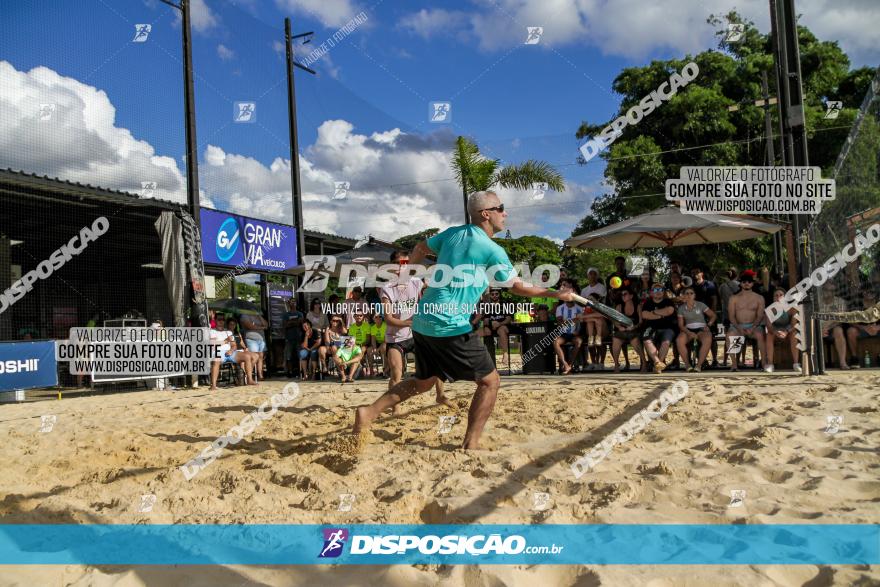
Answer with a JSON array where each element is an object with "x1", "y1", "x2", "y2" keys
[
  {"x1": 285, "y1": 17, "x2": 307, "y2": 310},
  {"x1": 463, "y1": 181, "x2": 469, "y2": 224},
  {"x1": 772, "y1": 0, "x2": 822, "y2": 374},
  {"x1": 762, "y1": 71, "x2": 783, "y2": 275},
  {"x1": 181, "y1": 0, "x2": 200, "y2": 229}
]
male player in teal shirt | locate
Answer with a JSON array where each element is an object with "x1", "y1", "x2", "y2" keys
[{"x1": 353, "y1": 190, "x2": 575, "y2": 450}]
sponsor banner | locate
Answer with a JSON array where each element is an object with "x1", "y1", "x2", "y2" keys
[
  {"x1": 0, "y1": 341, "x2": 57, "y2": 392},
  {"x1": 0, "y1": 524, "x2": 876, "y2": 565},
  {"x1": 200, "y1": 209, "x2": 297, "y2": 273}
]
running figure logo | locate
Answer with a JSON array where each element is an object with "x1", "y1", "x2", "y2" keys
[
  {"x1": 300, "y1": 255, "x2": 336, "y2": 292},
  {"x1": 532, "y1": 182, "x2": 547, "y2": 200},
  {"x1": 333, "y1": 181, "x2": 350, "y2": 200},
  {"x1": 318, "y1": 528, "x2": 349, "y2": 558},
  {"x1": 38, "y1": 103, "x2": 56, "y2": 121},
  {"x1": 40, "y1": 415, "x2": 56, "y2": 433},
  {"x1": 525, "y1": 27, "x2": 543, "y2": 45},
  {"x1": 824, "y1": 414, "x2": 843, "y2": 434},
  {"x1": 725, "y1": 23, "x2": 745, "y2": 43},
  {"x1": 234, "y1": 102, "x2": 256, "y2": 123},
  {"x1": 824, "y1": 101, "x2": 842, "y2": 119},
  {"x1": 133, "y1": 24, "x2": 151, "y2": 42},
  {"x1": 430, "y1": 102, "x2": 451, "y2": 123},
  {"x1": 726, "y1": 336, "x2": 745, "y2": 355}
]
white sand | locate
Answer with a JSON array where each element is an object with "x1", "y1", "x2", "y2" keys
[{"x1": 0, "y1": 371, "x2": 878, "y2": 585}]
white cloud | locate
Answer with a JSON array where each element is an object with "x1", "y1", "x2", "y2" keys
[
  {"x1": 398, "y1": 9, "x2": 469, "y2": 39},
  {"x1": 190, "y1": 0, "x2": 219, "y2": 32},
  {"x1": 0, "y1": 60, "x2": 187, "y2": 203},
  {"x1": 216, "y1": 44, "x2": 234, "y2": 60},
  {"x1": 274, "y1": 0, "x2": 361, "y2": 29},
  {"x1": 398, "y1": 0, "x2": 879, "y2": 64},
  {"x1": 0, "y1": 61, "x2": 588, "y2": 242}
]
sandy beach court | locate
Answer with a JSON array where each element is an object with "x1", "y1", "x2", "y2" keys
[{"x1": 1, "y1": 371, "x2": 878, "y2": 585}]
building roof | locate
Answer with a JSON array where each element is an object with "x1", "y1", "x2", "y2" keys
[{"x1": 0, "y1": 167, "x2": 360, "y2": 244}]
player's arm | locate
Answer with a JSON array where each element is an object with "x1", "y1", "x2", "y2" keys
[
  {"x1": 509, "y1": 278, "x2": 575, "y2": 302},
  {"x1": 382, "y1": 296, "x2": 411, "y2": 328},
  {"x1": 409, "y1": 240, "x2": 434, "y2": 265}
]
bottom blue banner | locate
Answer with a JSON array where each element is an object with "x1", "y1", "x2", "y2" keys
[{"x1": 0, "y1": 524, "x2": 877, "y2": 565}]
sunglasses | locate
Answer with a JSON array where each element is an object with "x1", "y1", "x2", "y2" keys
[
  {"x1": 651, "y1": 287, "x2": 665, "y2": 292},
  {"x1": 480, "y1": 204, "x2": 505, "y2": 214}
]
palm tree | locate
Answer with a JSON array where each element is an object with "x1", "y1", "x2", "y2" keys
[{"x1": 450, "y1": 136, "x2": 565, "y2": 222}]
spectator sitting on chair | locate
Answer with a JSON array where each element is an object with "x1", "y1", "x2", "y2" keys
[
  {"x1": 582, "y1": 292, "x2": 609, "y2": 370},
  {"x1": 611, "y1": 288, "x2": 646, "y2": 373},
  {"x1": 846, "y1": 290, "x2": 880, "y2": 368},
  {"x1": 727, "y1": 270, "x2": 768, "y2": 372},
  {"x1": 306, "y1": 298, "x2": 329, "y2": 331},
  {"x1": 300, "y1": 321, "x2": 322, "y2": 379},
  {"x1": 240, "y1": 312, "x2": 269, "y2": 382},
  {"x1": 641, "y1": 283, "x2": 678, "y2": 373},
  {"x1": 281, "y1": 299, "x2": 304, "y2": 378},
  {"x1": 819, "y1": 286, "x2": 849, "y2": 370},
  {"x1": 675, "y1": 287, "x2": 716, "y2": 372},
  {"x1": 348, "y1": 312, "x2": 373, "y2": 376},
  {"x1": 324, "y1": 316, "x2": 348, "y2": 361},
  {"x1": 210, "y1": 322, "x2": 257, "y2": 390},
  {"x1": 692, "y1": 265, "x2": 719, "y2": 366},
  {"x1": 334, "y1": 336, "x2": 363, "y2": 383},
  {"x1": 764, "y1": 287, "x2": 801, "y2": 374},
  {"x1": 485, "y1": 289, "x2": 513, "y2": 370},
  {"x1": 718, "y1": 267, "x2": 740, "y2": 366},
  {"x1": 553, "y1": 282, "x2": 584, "y2": 375},
  {"x1": 370, "y1": 313, "x2": 388, "y2": 377},
  {"x1": 580, "y1": 268, "x2": 608, "y2": 347}
]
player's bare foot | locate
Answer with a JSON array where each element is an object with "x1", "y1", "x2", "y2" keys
[
  {"x1": 353, "y1": 406, "x2": 374, "y2": 433},
  {"x1": 209, "y1": 385, "x2": 218, "y2": 391},
  {"x1": 436, "y1": 394, "x2": 456, "y2": 410},
  {"x1": 561, "y1": 363, "x2": 572, "y2": 375}
]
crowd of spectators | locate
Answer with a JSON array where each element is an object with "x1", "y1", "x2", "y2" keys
[{"x1": 206, "y1": 253, "x2": 880, "y2": 386}]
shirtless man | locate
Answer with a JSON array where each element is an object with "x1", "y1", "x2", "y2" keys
[
  {"x1": 727, "y1": 270, "x2": 767, "y2": 371},
  {"x1": 380, "y1": 249, "x2": 453, "y2": 414}
]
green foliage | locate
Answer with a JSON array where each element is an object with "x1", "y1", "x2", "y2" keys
[
  {"x1": 571, "y1": 12, "x2": 873, "y2": 274},
  {"x1": 451, "y1": 136, "x2": 565, "y2": 195},
  {"x1": 393, "y1": 228, "x2": 440, "y2": 251},
  {"x1": 493, "y1": 235, "x2": 562, "y2": 267}
]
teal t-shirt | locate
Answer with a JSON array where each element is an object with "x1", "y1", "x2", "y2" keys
[{"x1": 413, "y1": 225, "x2": 516, "y2": 337}]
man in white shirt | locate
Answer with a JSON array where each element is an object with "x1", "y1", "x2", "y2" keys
[
  {"x1": 553, "y1": 281, "x2": 584, "y2": 374},
  {"x1": 380, "y1": 250, "x2": 453, "y2": 412},
  {"x1": 580, "y1": 267, "x2": 609, "y2": 348}
]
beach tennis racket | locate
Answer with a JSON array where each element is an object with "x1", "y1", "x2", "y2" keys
[{"x1": 571, "y1": 293, "x2": 634, "y2": 327}]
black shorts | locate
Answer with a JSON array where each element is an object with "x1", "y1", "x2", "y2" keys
[
  {"x1": 413, "y1": 331, "x2": 496, "y2": 382},
  {"x1": 387, "y1": 337, "x2": 415, "y2": 356}
]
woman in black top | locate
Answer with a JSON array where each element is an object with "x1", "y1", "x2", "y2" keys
[{"x1": 611, "y1": 289, "x2": 646, "y2": 372}]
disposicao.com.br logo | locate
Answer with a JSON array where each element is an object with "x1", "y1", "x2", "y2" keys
[{"x1": 317, "y1": 528, "x2": 563, "y2": 558}]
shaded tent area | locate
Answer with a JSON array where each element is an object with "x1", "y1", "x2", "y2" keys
[
  {"x1": 0, "y1": 168, "x2": 184, "y2": 349},
  {"x1": 565, "y1": 204, "x2": 783, "y2": 249}
]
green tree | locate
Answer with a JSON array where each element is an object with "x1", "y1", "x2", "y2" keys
[
  {"x1": 393, "y1": 228, "x2": 440, "y2": 251},
  {"x1": 572, "y1": 12, "x2": 873, "y2": 276},
  {"x1": 452, "y1": 136, "x2": 565, "y2": 207}
]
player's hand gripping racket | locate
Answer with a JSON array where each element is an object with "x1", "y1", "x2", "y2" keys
[{"x1": 571, "y1": 293, "x2": 634, "y2": 327}]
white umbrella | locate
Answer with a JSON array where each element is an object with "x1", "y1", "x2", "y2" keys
[{"x1": 564, "y1": 204, "x2": 782, "y2": 249}]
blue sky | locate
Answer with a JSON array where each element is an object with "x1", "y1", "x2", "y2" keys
[{"x1": 3, "y1": 0, "x2": 878, "y2": 243}]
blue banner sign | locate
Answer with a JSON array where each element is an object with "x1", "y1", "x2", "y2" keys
[
  {"x1": 1, "y1": 524, "x2": 876, "y2": 565},
  {"x1": 200, "y1": 209, "x2": 298, "y2": 273},
  {"x1": 0, "y1": 341, "x2": 57, "y2": 391}
]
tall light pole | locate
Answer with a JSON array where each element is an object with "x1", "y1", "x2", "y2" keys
[
  {"x1": 284, "y1": 18, "x2": 315, "y2": 310},
  {"x1": 159, "y1": 0, "x2": 201, "y2": 229},
  {"x1": 770, "y1": 0, "x2": 822, "y2": 373}
]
